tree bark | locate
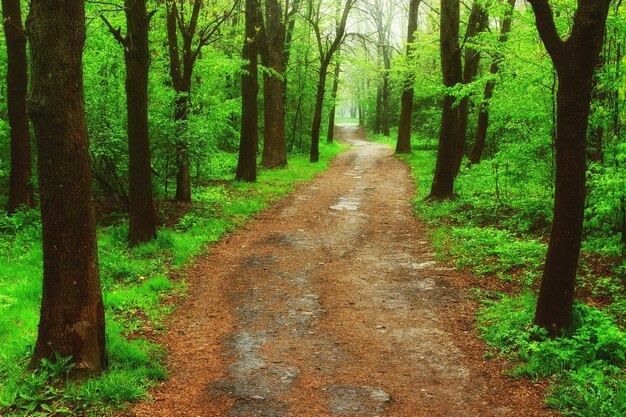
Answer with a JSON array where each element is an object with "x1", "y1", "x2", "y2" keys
[
  {"x1": 309, "y1": 0, "x2": 354, "y2": 163},
  {"x1": 108, "y1": 0, "x2": 158, "y2": 245},
  {"x1": 429, "y1": 0, "x2": 462, "y2": 199},
  {"x1": 453, "y1": 1, "x2": 488, "y2": 176},
  {"x1": 396, "y1": 0, "x2": 420, "y2": 154},
  {"x1": 326, "y1": 60, "x2": 341, "y2": 143},
  {"x1": 3, "y1": 0, "x2": 33, "y2": 214},
  {"x1": 469, "y1": 0, "x2": 516, "y2": 166},
  {"x1": 310, "y1": 63, "x2": 328, "y2": 162},
  {"x1": 529, "y1": 0, "x2": 611, "y2": 337},
  {"x1": 260, "y1": 0, "x2": 288, "y2": 168},
  {"x1": 27, "y1": 0, "x2": 106, "y2": 375},
  {"x1": 236, "y1": 0, "x2": 259, "y2": 181}
]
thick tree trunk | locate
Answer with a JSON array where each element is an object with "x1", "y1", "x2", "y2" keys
[
  {"x1": 453, "y1": 2, "x2": 488, "y2": 176},
  {"x1": 310, "y1": 63, "x2": 328, "y2": 162},
  {"x1": 530, "y1": 0, "x2": 611, "y2": 337},
  {"x1": 430, "y1": 0, "x2": 461, "y2": 199},
  {"x1": 236, "y1": 0, "x2": 259, "y2": 181},
  {"x1": 124, "y1": 0, "x2": 157, "y2": 245},
  {"x1": 396, "y1": 0, "x2": 420, "y2": 154},
  {"x1": 3, "y1": 0, "x2": 33, "y2": 214},
  {"x1": 469, "y1": 0, "x2": 516, "y2": 166},
  {"x1": 326, "y1": 61, "x2": 340, "y2": 143},
  {"x1": 535, "y1": 74, "x2": 591, "y2": 337},
  {"x1": 27, "y1": 0, "x2": 106, "y2": 375},
  {"x1": 260, "y1": 0, "x2": 287, "y2": 168}
]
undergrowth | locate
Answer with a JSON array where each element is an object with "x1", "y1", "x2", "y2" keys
[
  {"x1": 370, "y1": 129, "x2": 626, "y2": 417},
  {"x1": 0, "y1": 142, "x2": 343, "y2": 416}
]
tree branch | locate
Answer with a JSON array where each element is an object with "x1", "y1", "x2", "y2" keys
[
  {"x1": 99, "y1": 14, "x2": 128, "y2": 48},
  {"x1": 527, "y1": 0, "x2": 564, "y2": 62}
]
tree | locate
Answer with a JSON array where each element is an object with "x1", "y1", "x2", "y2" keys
[
  {"x1": 469, "y1": 0, "x2": 516, "y2": 166},
  {"x1": 307, "y1": 0, "x2": 355, "y2": 163},
  {"x1": 236, "y1": 0, "x2": 259, "y2": 181},
  {"x1": 101, "y1": 1, "x2": 158, "y2": 245},
  {"x1": 396, "y1": 0, "x2": 420, "y2": 154},
  {"x1": 166, "y1": 0, "x2": 235, "y2": 201},
  {"x1": 27, "y1": 0, "x2": 106, "y2": 375},
  {"x1": 326, "y1": 57, "x2": 341, "y2": 143},
  {"x1": 3, "y1": 0, "x2": 33, "y2": 214},
  {"x1": 259, "y1": 0, "x2": 290, "y2": 168},
  {"x1": 529, "y1": 0, "x2": 612, "y2": 337},
  {"x1": 429, "y1": 0, "x2": 462, "y2": 199},
  {"x1": 453, "y1": 1, "x2": 488, "y2": 176}
]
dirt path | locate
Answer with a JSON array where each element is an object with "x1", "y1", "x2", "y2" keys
[{"x1": 131, "y1": 125, "x2": 557, "y2": 417}]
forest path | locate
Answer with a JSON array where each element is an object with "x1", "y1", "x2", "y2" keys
[{"x1": 131, "y1": 125, "x2": 556, "y2": 417}]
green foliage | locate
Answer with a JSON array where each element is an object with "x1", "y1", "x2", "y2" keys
[{"x1": 478, "y1": 293, "x2": 626, "y2": 417}]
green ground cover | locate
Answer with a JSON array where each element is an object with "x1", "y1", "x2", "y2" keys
[
  {"x1": 371, "y1": 130, "x2": 626, "y2": 417},
  {"x1": 0, "y1": 142, "x2": 344, "y2": 417}
]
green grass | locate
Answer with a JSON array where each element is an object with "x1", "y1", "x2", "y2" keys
[
  {"x1": 0, "y1": 142, "x2": 344, "y2": 416},
  {"x1": 369, "y1": 128, "x2": 626, "y2": 417}
]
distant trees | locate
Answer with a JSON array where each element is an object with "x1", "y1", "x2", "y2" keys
[
  {"x1": 2, "y1": 0, "x2": 33, "y2": 214},
  {"x1": 27, "y1": 0, "x2": 106, "y2": 375},
  {"x1": 529, "y1": 0, "x2": 612, "y2": 337}
]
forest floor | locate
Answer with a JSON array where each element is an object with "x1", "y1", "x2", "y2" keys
[{"x1": 129, "y1": 125, "x2": 558, "y2": 417}]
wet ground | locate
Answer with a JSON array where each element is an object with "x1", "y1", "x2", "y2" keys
[{"x1": 130, "y1": 125, "x2": 557, "y2": 417}]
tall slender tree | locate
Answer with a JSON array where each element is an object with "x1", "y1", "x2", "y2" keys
[
  {"x1": 307, "y1": 0, "x2": 355, "y2": 163},
  {"x1": 166, "y1": 0, "x2": 235, "y2": 201},
  {"x1": 396, "y1": 0, "x2": 421, "y2": 154},
  {"x1": 236, "y1": 0, "x2": 259, "y2": 181},
  {"x1": 469, "y1": 0, "x2": 516, "y2": 166},
  {"x1": 27, "y1": 0, "x2": 106, "y2": 375},
  {"x1": 101, "y1": 1, "x2": 158, "y2": 245},
  {"x1": 453, "y1": 1, "x2": 488, "y2": 176},
  {"x1": 529, "y1": 0, "x2": 612, "y2": 337},
  {"x1": 429, "y1": 0, "x2": 462, "y2": 199},
  {"x1": 3, "y1": 0, "x2": 33, "y2": 214},
  {"x1": 326, "y1": 58, "x2": 341, "y2": 143}
]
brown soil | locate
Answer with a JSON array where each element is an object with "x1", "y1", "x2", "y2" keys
[{"x1": 129, "y1": 125, "x2": 559, "y2": 417}]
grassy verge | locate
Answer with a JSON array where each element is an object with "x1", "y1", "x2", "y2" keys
[
  {"x1": 369, "y1": 130, "x2": 626, "y2": 417},
  {"x1": 0, "y1": 142, "x2": 344, "y2": 417}
]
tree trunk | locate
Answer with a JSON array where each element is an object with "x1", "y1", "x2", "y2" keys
[
  {"x1": 124, "y1": 0, "x2": 157, "y2": 245},
  {"x1": 453, "y1": 2, "x2": 488, "y2": 176},
  {"x1": 530, "y1": 0, "x2": 611, "y2": 337},
  {"x1": 236, "y1": 0, "x2": 259, "y2": 181},
  {"x1": 373, "y1": 86, "x2": 382, "y2": 134},
  {"x1": 429, "y1": 0, "x2": 461, "y2": 199},
  {"x1": 27, "y1": 0, "x2": 106, "y2": 376},
  {"x1": 260, "y1": 0, "x2": 287, "y2": 168},
  {"x1": 3, "y1": 0, "x2": 33, "y2": 214},
  {"x1": 469, "y1": 65, "x2": 497, "y2": 165},
  {"x1": 396, "y1": 0, "x2": 420, "y2": 154},
  {"x1": 381, "y1": 69, "x2": 390, "y2": 137},
  {"x1": 469, "y1": 0, "x2": 516, "y2": 166},
  {"x1": 326, "y1": 61, "x2": 341, "y2": 143},
  {"x1": 310, "y1": 62, "x2": 328, "y2": 162}
]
